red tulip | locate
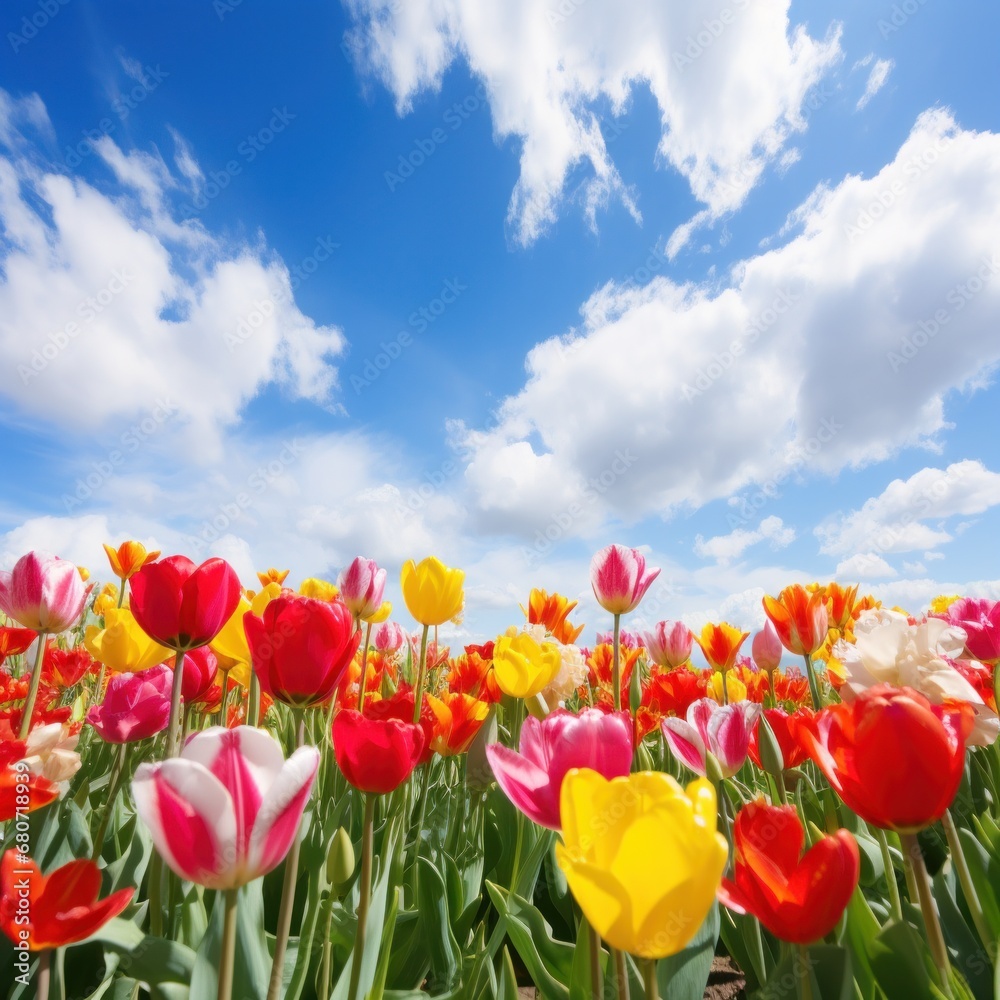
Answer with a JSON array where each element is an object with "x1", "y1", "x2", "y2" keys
[
  {"x1": 43, "y1": 643, "x2": 94, "y2": 688},
  {"x1": 0, "y1": 850, "x2": 134, "y2": 950},
  {"x1": 365, "y1": 688, "x2": 437, "y2": 764},
  {"x1": 178, "y1": 645, "x2": 219, "y2": 704},
  {"x1": 86, "y1": 665, "x2": 173, "y2": 744},
  {"x1": 747, "y1": 707, "x2": 812, "y2": 772},
  {"x1": 762, "y1": 585, "x2": 829, "y2": 657},
  {"x1": 0, "y1": 763, "x2": 58, "y2": 821},
  {"x1": 244, "y1": 595, "x2": 360, "y2": 709},
  {"x1": 129, "y1": 556, "x2": 241, "y2": 651},
  {"x1": 332, "y1": 708, "x2": 425, "y2": 794},
  {"x1": 718, "y1": 800, "x2": 859, "y2": 944},
  {"x1": 794, "y1": 685, "x2": 974, "y2": 832},
  {"x1": 0, "y1": 627, "x2": 38, "y2": 666}
]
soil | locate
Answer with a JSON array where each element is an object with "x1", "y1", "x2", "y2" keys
[{"x1": 515, "y1": 957, "x2": 747, "y2": 998}]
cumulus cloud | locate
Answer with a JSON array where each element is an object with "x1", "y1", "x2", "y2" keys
[
  {"x1": 816, "y1": 460, "x2": 1000, "y2": 557},
  {"x1": 835, "y1": 552, "x2": 897, "y2": 579},
  {"x1": 0, "y1": 90, "x2": 346, "y2": 457},
  {"x1": 346, "y1": 0, "x2": 841, "y2": 244},
  {"x1": 454, "y1": 110, "x2": 1000, "y2": 538},
  {"x1": 694, "y1": 515, "x2": 795, "y2": 565}
]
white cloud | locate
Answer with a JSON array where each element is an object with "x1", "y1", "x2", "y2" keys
[
  {"x1": 835, "y1": 552, "x2": 897, "y2": 579},
  {"x1": 856, "y1": 57, "x2": 893, "y2": 110},
  {"x1": 454, "y1": 110, "x2": 1000, "y2": 538},
  {"x1": 346, "y1": 0, "x2": 841, "y2": 243},
  {"x1": 694, "y1": 514, "x2": 795, "y2": 565},
  {"x1": 816, "y1": 460, "x2": 1000, "y2": 556},
  {"x1": 0, "y1": 90, "x2": 346, "y2": 458}
]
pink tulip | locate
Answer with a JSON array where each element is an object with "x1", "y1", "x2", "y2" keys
[
  {"x1": 751, "y1": 621, "x2": 783, "y2": 673},
  {"x1": 485, "y1": 708, "x2": 633, "y2": 831},
  {"x1": 0, "y1": 552, "x2": 87, "y2": 634},
  {"x1": 132, "y1": 726, "x2": 319, "y2": 889},
  {"x1": 86, "y1": 665, "x2": 173, "y2": 743},
  {"x1": 643, "y1": 621, "x2": 694, "y2": 668},
  {"x1": 337, "y1": 557, "x2": 387, "y2": 621},
  {"x1": 595, "y1": 629, "x2": 642, "y2": 648},
  {"x1": 939, "y1": 597, "x2": 1000, "y2": 663},
  {"x1": 374, "y1": 621, "x2": 407, "y2": 653},
  {"x1": 662, "y1": 698, "x2": 761, "y2": 779},
  {"x1": 590, "y1": 544, "x2": 660, "y2": 615}
]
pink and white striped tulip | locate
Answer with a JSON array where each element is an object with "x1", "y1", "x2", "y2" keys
[
  {"x1": 590, "y1": 545, "x2": 660, "y2": 616},
  {"x1": 132, "y1": 726, "x2": 319, "y2": 889},
  {"x1": 485, "y1": 708, "x2": 633, "y2": 831},
  {"x1": 643, "y1": 620, "x2": 694, "y2": 668},
  {"x1": 337, "y1": 557, "x2": 387, "y2": 621},
  {"x1": 374, "y1": 620, "x2": 407, "y2": 653},
  {"x1": 0, "y1": 552, "x2": 87, "y2": 634},
  {"x1": 751, "y1": 621, "x2": 783, "y2": 673},
  {"x1": 661, "y1": 698, "x2": 761, "y2": 779}
]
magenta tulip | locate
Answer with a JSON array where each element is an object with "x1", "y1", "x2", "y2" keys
[
  {"x1": 590, "y1": 544, "x2": 660, "y2": 615},
  {"x1": 662, "y1": 698, "x2": 761, "y2": 779},
  {"x1": 643, "y1": 620, "x2": 694, "y2": 668},
  {"x1": 337, "y1": 556, "x2": 387, "y2": 621},
  {"x1": 0, "y1": 552, "x2": 87, "y2": 634},
  {"x1": 940, "y1": 597, "x2": 1000, "y2": 663},
  {"x1": 751, "y1": 621, "x2": 783, "y2": 673},
  {"x1": 132, "y1": 726, "x2": 319, "y2": 889},
  {"x1": 86, "y1": 665, "x2": 173, "y2": 744},
  {"x1": 485, "y1": 708, "x2": 633, "y2": 831}
]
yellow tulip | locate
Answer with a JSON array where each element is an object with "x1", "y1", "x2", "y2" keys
[
  {"x1": 556, "y1": 769, "x2": 727, "y2": 960},
  {"x1": 400, "y1": 556, "x2": 464, "y2": 627},
  {"x1": 492, "y1": 632, "x2": 561, "y2": 699},
  {"x1": 299, "y1": 577, "x2": 339, "y2": 602},
  {"x1": 706, "y1": 671, "x2": 747, "y2": 704},
  {"x1": 92, "y1": 583, "x2": 119, "y2": 617},
  {"x1": 84, "y1": 607, "x2": 172, "y2": 674},
  {"x1": 209, "y1": 583, "x2": 281, "y2": 688},
  {"x1": 363, "y1": 600, "x2": 392, "y2": 624}
]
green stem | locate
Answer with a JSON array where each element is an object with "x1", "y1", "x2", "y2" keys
[
  {"x1": 320, "y1": 888, "x2": 336, "y2": 1000},
  {"x1": 411, "y1": 763, "x2": 431, "y2": 900},
  {"x1": 266, "y1": 711, "x2": 307, "y2": 1000},
  {"x1": 37, "y1": 949, "x2": 51, "y2": 1000},
  {"x1": 749, "y1": 916, "x2": 768, "y2": 985},
  {"x1": 721, "y1": 668, "x2": 729, "y2": 705},
  {"x1": 613, "y1": 947, "x2": 629, "y2": 999},
  {"x1": 412, "y1": 624, "x2": 430, "y2": 723},
  {"x1": 588, "y1": 922, "x2": 602, "y2": 1000},
  {"x1": 18, "y1": 634, "x2": 48, "y2": 740},
  {"x1": 774, "y1": 770, "x2": 788, "y2": 806},
  {"x1": 219, "y1": 667, "x2": 232, "y2": 727},
  {"x1": 218, "y1": 888, "x2": 239, "y2": 1000},
  {"x1": 901, "y1": 832, "x2": 954, "y2": 998},
  {"x1": 116, "y1": 579, "x2": 125, "y2": 608},
  {"x1": 612, "y1": 613, "x2": 622, "y2": 711},
  {"x1": 248, "y1": 670, "x2": 261, "y2": 728},
  {"x1": 642, "y1": 958, "x2": 658, "y2": 1000},
  {"x1": 942, "y1": 808, "x2": 993, "y2": 951},
  {"x1": 797, "y1": 943, "x2": 813, "y2": 1000},
  {"x1": 802, "y1": 652, "x2": 822, "y2": 711},
  {"x1": 165, "y1": 649, "x2": 187, "y2": 758},
  {"x1": 357, "y1": 620, "x2": 374, "y2": 714},
  {"x1": 875, "y1": 827, "x2": 903, "y2": 923},
  {"x1": 94, "y1": 664, "x2": 106, "y2": 706},
  {"x1": 148, "y1": 852, "x2": 164, "y2": 937},
  {"x1": 91, "y1": 743, "x2": 129, "y2": 862},
  {"x1": 347, "y1": 795, "x2": 376, "y2": 1000}
]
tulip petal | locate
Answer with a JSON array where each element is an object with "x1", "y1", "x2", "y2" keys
[
  {"x1": 248, "y1": 745, "x2": 320, "y2": 877},
  {"x1": 661, "y1": 718, "x2": 707, "y2": 776},
  {"x1": 133, "y1": 759, "x2": 238, "y2": 889},
  {"x1": 486, "y1": 743, "x2": 560, "y2": 830}
]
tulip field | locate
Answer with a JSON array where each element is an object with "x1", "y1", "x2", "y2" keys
[{"x1": 3, "y1": 544, "x2": 1000, "y2": 1000}]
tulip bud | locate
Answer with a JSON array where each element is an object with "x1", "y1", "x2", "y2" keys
[
  {"x1": 466, "y1": 705, "x2": 498, "y2": 792},
  {"x1": 751, "y1": 621, "x2": 783, "y2": 674},
  {"x1": 704, "y1": 751, "x2": 725, "y2": 787},
  {"x1": 754, "y1": 713, "x2": 785, "y2": 776},
  {"x1": 327, "y1": 826, "x2": 356, "y2": 894}
]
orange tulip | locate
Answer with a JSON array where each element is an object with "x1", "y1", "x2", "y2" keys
[
  {"x1": 522, "y1": 589, "x2": 585, "y2": 645},
  {"x1": 762, "y1": 585, "x2": 829, "y2": 657},
  {"x1": 696, "y1": 623, "x2": 749, "y2": 673},
  {"x1": 103, "y1": 541, "x2": 160, "y2": 582},
  {"x1": 426, "y1": 691, "x2": 489, "y2": 755},
  {"x1": 257, "y1": 567, "x2": 290, "y2": 588}
]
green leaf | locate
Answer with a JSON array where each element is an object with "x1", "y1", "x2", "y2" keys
[
  {"x1": 417, "y1": 856, "x2": 462, "y2": 991},
  {"x1": 331, "y1": 854, "x2": 394, "y2": 1000},
  {"x1": 569, "y1": 918, "x2": 605, "y2": 1000},
  {"x1": 91, "y1": 917, "x2": 197, "y2": 985},
  {"x1": 932, "y1": 865, "x2": 993, "y2": 1000},
  {"x1": 869, "y1": 920, "x2": 937, "y2": 1000},
  {"x1": 658, "y1": 902, "x2": 720, "y2": 1000},
  {"x1": 497, "y1": 946, "x2": 521, "y2": 1000},
  {"x1": 843, "y1": 889, "x2": 881, "y2": 1000},
  {"x1": 486, "y1": 881, "x2": 571, "y2": 1000},
  {"x1": 959, "y1": 828, "x2": 1000, "y2": 939}
]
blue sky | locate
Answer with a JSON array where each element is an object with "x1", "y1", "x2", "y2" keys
[{"x1": 1, "y1": 0, "x2": 999, "y2": 642}]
